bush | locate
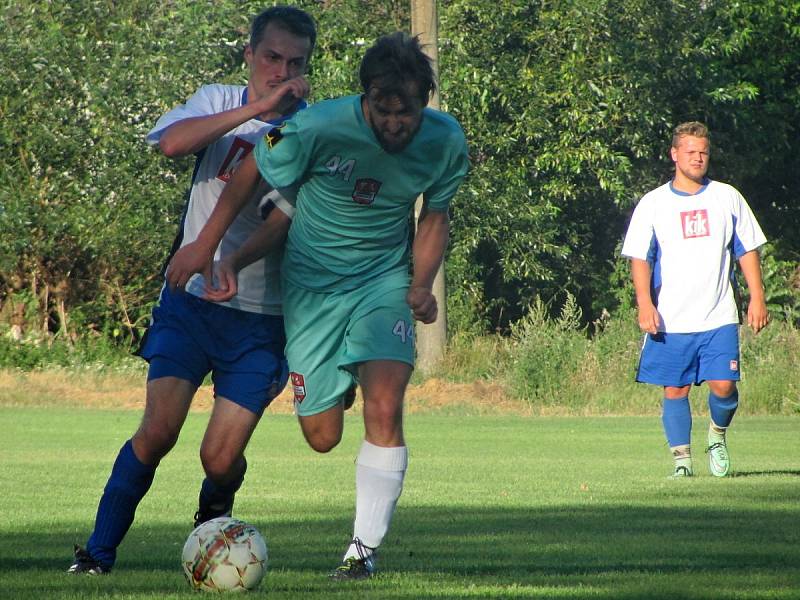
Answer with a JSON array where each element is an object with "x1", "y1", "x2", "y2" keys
[{"x1": 501, "y1": 296, "x2": 800, "y2": 415}]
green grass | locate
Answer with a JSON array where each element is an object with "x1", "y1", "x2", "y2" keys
[{"x1": 1, "y1": 408, "x2": 799, "y2": 598}]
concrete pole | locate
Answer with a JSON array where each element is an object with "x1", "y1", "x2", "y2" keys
[{"x1": 411, "y1": 0, "x2": 446, "y2": 373}]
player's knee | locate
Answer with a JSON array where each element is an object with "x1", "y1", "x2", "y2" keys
[
  {"x1": 132, "y1": 424, "x2": 179, "y2": 462},
  {"x1": 306, "y1": 432, "x2": 342, "y2": 453},
  {"x1": 708, "y1": 380, "x2": 737, "y2": 398},
  {"x1": 201, "y1": 451, "x2": 237, "y2": 481},
  {"x1": 298, "y1": 405, "x2": 343, "y2": 453}
]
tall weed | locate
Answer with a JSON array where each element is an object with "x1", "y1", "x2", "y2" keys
[
  {"x1": 503, "y1": 297, "x2": 800, "y2": 415},
  {"x1": 507, "y1": 294, "x2": 590, "y2": 410}
]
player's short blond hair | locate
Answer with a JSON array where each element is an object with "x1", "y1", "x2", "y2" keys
[{"x1": 672, "y1": 121, "x2": 710, "y2": 148}]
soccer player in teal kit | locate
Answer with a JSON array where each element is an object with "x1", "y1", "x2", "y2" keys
[{"x1": 167, "y1": 32, "x2": 469, "y2": 578}]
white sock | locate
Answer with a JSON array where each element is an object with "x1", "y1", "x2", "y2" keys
[
  {"x1": 709, "y1": 422, "x2": 727, "y2": 443},
  {"x1": 344, "y1": 440, "x2": 408, "y2": 558}
]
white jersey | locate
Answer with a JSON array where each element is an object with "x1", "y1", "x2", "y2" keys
[
  {"x1": 146, "y1": 84, "x2": 299, "y2": 315},
  {"x1": 621, "y1": 179, "x2": 766, "y2": 333}
]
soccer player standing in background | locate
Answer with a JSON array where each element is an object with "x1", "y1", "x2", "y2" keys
[
  {"x1": 621, "y1": 121, "x2": 769, "y2": 479},
  {"x1": 68, "y1": 6, "x2": 315, "y2": 574},
  {"x1": 167, "y1": 32, "x2": 470, "y2": 579}
]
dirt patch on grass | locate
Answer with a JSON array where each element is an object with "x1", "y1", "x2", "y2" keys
[{"x1": 0, "y1": 369, "x2": 527, "y2": 415}]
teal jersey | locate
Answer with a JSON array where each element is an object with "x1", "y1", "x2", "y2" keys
[{"x1": 253, "y1": 94, "x2": 469, "y2": 292}]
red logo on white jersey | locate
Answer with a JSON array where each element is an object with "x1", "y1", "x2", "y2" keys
[
  {"x1": 217, "y1": 137, "x2": 255, "y2": 183},
  {"x1": 290, "y1": 372, "x2": 306, "y2": 403},
  {"x1": 681, "y1": 209, "x2": 710, "y2": 239}
]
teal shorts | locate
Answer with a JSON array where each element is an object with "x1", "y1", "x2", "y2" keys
[{"x1": 283, "y1": 270, "x2": 415, "y2": 416}]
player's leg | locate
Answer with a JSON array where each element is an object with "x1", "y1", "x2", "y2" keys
[
  {"x1": 330, "y1": 275, "x2": 414, "y2": 580},
  {"x1": 283, "y1": 282, "x2": 355, "y2": 453},
  {"x1": 194, "y1": 397, "x2": 259, "y2": 525},
  {"x1": 663, "y1": 384, "x2": 693, "y2": 477},
  {"x1": 637, "y1": 331, "x2": 699, "y2": 477},
  {"x1": 699, "y1": 324, "x2": 741, "y2": 477},
  {"x1": 69, "y1": 286, "x2": 209, "y2": 574},
  {"x1": 194, "y1": 308, "x2": 288, "y2": 524},
  {"x1": 330, "y1": 359, "x2": 411, "y2": 580},
  {"x1": 69, "y1": 376, "x2": 196, "y2": 574}
]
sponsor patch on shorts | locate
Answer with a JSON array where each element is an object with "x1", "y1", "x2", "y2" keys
[
  {"x1": 291, "y1": 372, "x2": 306, "y2": 403},
  {"x1": 729, "y1": 360, "x2": 738, "y2": 371}
]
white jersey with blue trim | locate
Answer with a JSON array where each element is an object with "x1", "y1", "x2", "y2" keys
[
  {"x1": 621, "y1": 179, "x2": 766, "y2": 333},
  {"x1": 146, "y1": 83, "x2": 300, "y2": 315}
]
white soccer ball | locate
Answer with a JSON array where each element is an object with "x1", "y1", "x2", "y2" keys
[{"x1": 181, "y1": 517, "x2": 268, "y2": 593}]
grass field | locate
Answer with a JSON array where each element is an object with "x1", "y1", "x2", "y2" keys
[{"x1": 1, "y1": 407, "x2": 798, "y2": 599}]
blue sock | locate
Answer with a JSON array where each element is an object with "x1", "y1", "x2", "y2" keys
[
  {"x1": 86, "y1": 440, "x2": 156, "y2": 568},
  {"x1": 708, "y1": 390, "x2": 739, "y2": 428},
  {"x1": 662, "y1": 397, "x2": 692, "y2": 447},
  {"x1": 199, "y1": 457, "x2": 247, "y2": 510}
]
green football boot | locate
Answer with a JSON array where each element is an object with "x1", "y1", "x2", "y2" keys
[
  {"x1": 669, "y1": 455, "x2": 693, "y2": 479},
  {"x1": 329, "y1": 538, "x2": 376, "y2": 580},
  {"x1": 706, "y1": 430, "x2": 731, "y2": 477}
]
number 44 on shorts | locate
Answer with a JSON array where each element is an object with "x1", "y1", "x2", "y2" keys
[{"x1": 392, "y1": 319, "x2": 414, "y2": 344}]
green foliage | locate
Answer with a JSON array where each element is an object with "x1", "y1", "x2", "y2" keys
[
  {"x1": 0, "y1": 328, "x2": 140, "y2": 370},
  {"x1": 439, "y1": 0, "x2": 800, "y2": 330},
  {"x1": 415, "y1": 330, "x2": 509, "y2": 384},
  {"x1": 759, "y1": 246, "x2": 800, "y2": 325},
  {"x1": 507, "y1": 294, "x2": 592, "y2": 406},
  {"x1": 503, "y1": 295, "x2": 799, "y2": 415},
  {"x1": 1, "y1": 0, "x2": 799, "y2": 348}
]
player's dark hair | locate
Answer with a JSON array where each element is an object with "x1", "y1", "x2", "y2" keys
[
  {"x1": 250, "y1": 6, "x2": 317, "y2": 57},
  {"x1": 359, "y1": 32, "x2": 435, "y2": 106},
  {"x1": 672, "y1": 121, "x2": 710, "y2": 148}
]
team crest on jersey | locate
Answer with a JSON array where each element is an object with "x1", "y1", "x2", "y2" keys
[
  {"x1": 352, "y1": 178, "x2": 382, "y2": 205},
  {"x1": 265, "y1": 123, "x2": 286, "y2": 149},
  {"x1": 290, "y1": 372, "x2": 306, "y2": 403},
  {"x1": 729, "y1": 360, "x2": 738, "y2": 372},
  {"x1": 681, "y1": 209, "x2": 710, "y2": 239},
  {"x1": 217, "y1": 137, "x2": 255, "y2": 183}
]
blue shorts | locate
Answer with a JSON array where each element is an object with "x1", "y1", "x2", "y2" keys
[
  {"x1": 138, "y1": 285, "x2": 288, "y2": 415},
  {"x1": 636, "y1": 324, "x2": 740, "y2": 387}
]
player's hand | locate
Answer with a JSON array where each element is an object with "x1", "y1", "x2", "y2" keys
[
  {"x1": 637, "y1": 302, "x2": 660, "y2": 335},
  {"x1": 747, "y1": 297, "x2": 769, "y2": 334},
  {"x1": 165, "y1": 241, "x2": 214, "y2": 292},
  {"x1": 407, "y1": 286, "x2": 438, "y2": 324},
  {"x1": 256, "y1": 76, "x2": 310, "y2": 116},
  {"x1": 203, "y1": 258, "x2": 239, "y2": 302}
]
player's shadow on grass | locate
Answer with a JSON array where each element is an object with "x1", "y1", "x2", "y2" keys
[
  {"x1": 18, "y1": 501, "x2": 797, "y2": 598},
  {"x1": 730, "y1": 469, "x2": 800, "y2": 477}
]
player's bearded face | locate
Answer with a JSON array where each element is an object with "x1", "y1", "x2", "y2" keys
[{"x1": 364, "y1": 88, "x2": 424, "y2": 154}]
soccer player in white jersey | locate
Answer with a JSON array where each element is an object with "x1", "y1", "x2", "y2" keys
[
  {"x1": 167, "y1": 32, "x2": 469, "y2": 579},
  {"x1": 67, "y1": 7, "x2": 315, "y2": 575},
  {"x1": 621, "y1": 121, "x2": 769, "y2": 478}
]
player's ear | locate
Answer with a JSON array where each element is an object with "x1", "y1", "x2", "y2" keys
[{"x1": 243, "y1": 44, "x2": 254, "y2": 67}]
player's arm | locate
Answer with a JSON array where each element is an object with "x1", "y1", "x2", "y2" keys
[
  {"x1": 407, "y1": 205, "x2": 449, "y2": 324},
  {"x1": 738, "y1": 249, "x2": 769, "y2": 333},
  {"x1": 158, "y1": 78, "x2": 309, "y2": 157},
  {"x1": 630, "y1": 258, "x2": 660, "y2": 335},
  {"x1": 165, "y1": 152, "x2": 262, "y2": 290},
  {"x1": 204, "y1": 207, "x2": 292, "y2": 303}
]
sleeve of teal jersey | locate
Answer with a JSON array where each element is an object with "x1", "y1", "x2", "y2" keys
[
  {"x1": 253, "y1": 115, "x2": 313, "y2": 200},
  {"x1": 423, "y1": 130, "x2": 469, "y2": 212}
]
